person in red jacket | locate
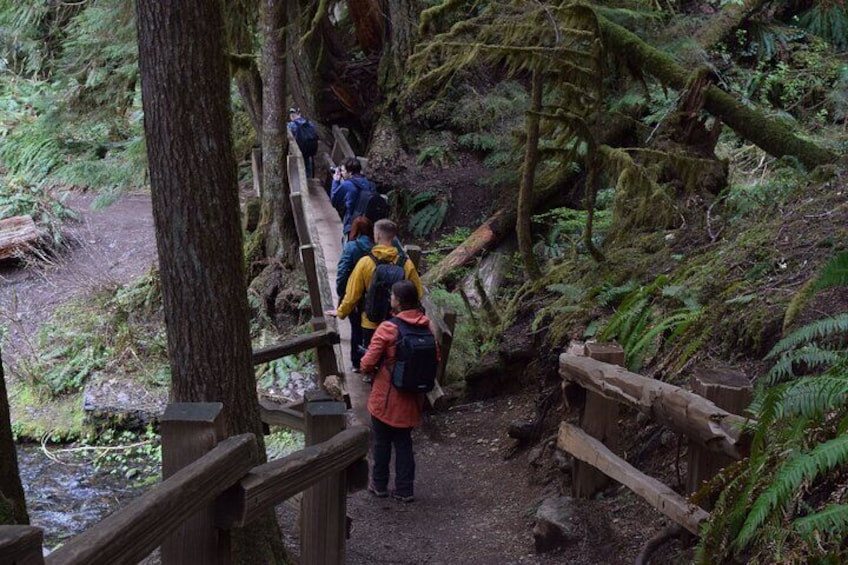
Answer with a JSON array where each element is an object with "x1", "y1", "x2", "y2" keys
[{"x1": 360, "y1": 279, "x2": 438, "y2": 503}]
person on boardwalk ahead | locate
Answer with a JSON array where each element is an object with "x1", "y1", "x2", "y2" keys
[
  {"x1": 361, "y1": 279, "x2": 439, "y2": 503},
  {"x1": 330, "y1": 157, "x2": 386, "y2": 240},
  {"x1": 336, "y1": 216, "x2": 374, "y2": 372},
  {"x1": 287, "y1": 107, "x2": 317, "y2": 178},
  {"x1": 325, "y1": 219, "x2": 423, "y2": 364}
]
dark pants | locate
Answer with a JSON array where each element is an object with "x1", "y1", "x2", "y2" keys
[
  {"x1": 370, "y1": 416, "x2": 415, "y2": 497},
  {"x1": 362, "y1": 327, "x2": 375, "y2": 350},
  {"x1": 349, "y1": 308, "x2": 363, "y2": 369}
]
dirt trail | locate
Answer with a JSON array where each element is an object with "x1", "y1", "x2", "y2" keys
[{"x1": 0, "y1": 192, "x2": 158, "y2": 365}]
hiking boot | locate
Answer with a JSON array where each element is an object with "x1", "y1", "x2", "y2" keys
[
  {"x1": 392, "y1": 493, "x2": 415, "y2": 503},
  {"x1": 367, "y1": 484, "x2": 388, "y2": 498},
  {"x1": 361, "y1": 374, "x2": 374, "y2": 384}
]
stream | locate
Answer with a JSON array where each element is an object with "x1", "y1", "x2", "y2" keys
[{"x1": 17, "y1": 441, "x2": 159, "y2": 550}]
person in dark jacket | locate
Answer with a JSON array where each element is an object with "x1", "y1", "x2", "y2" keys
[
  {"x1": 336, "y1": 216, "x2": 375, "y2": 371},
  {"x1": 360, "y1": 280, "x2": 438, "y2": 503},
  {"x1": 329, "y1": 157, "x2": 375, "y2": 240}
]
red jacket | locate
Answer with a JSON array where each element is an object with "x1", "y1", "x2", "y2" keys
[{"x1": 361, "y1": 309, "x2": 438, "y2": 428}]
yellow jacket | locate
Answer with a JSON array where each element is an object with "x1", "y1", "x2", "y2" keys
[{"x1": 337, "y1": 244, "x2": 423, "y2": 329}]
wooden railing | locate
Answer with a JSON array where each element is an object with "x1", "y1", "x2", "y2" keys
[{"x1": 557, "y1": 342, "x2": 753, "y2": 535}]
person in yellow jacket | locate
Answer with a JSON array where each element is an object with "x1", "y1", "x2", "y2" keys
[{"x1": 326, "y1": 219, "x2": 423, "y2": 360}]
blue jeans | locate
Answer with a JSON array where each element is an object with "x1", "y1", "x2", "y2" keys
[{"x1": 370, "y1": 416, "x2": 415, "y2": 497}]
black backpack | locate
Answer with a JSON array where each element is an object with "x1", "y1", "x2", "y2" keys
[
  {"x1": 388, "y1": 317, "x2": 438, "y2": 393},
  {"x1": 351, "y1": 178, "x2": 389, "y2": 222},
  {"x1": 363, "y1": 252, "x2": 406, "y2": 323},
  {"x1": 293, "y1": 120, "x2": 318, "y2": 157}
]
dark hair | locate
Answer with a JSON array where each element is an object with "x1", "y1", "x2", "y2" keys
[
  {"x1": 288, "y1": 107, "x2": 300, "y2": 114},
  {"x1": 392, "y1": 280, "x2": 419, "y2": 311},
  {"x1": 348, "y1": 216, "x2": 374, "y2": 242},
  {"x1": 343, "y1": 157, "x2": 362, "y2": 174}
]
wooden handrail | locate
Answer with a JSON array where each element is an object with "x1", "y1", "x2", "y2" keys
[
  {"x1": 558, "y1": 423, "x2": 709, "y2": 535},
  {"x1": 259, "y1": 398, "x2": 305, "y2": 431},
  {"x1": 560, "y1": 354, "x2": 751, "y2": 459},
  {"x1": 46, "y1": 434, "x2": 257, "y2": 565},
  {"x1": 252, "y1": 328, "x2": 340, "y2": 365},
  {"x1": 215, "y1": 426, "x2": 369, "y2": 528}
]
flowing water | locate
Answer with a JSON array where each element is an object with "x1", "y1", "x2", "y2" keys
[{"x1": 17, "y1": 442, "x2": 159, "y2": 550}]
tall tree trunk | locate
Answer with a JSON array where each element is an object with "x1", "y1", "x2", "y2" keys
[
  {"x1": 0, "y1": 350, "x2": 28, "y2": 526},
  {"x1": 378, "y1": 0, "x2": 418, "y2": 94},
  {"x1": 599, "y1": 15, "x2": 837, "y2": 170},
  {"x1": 135, "y1": 2, "x2": 285, "y2": 563},
  {"x1": 348, "y1": 0, "x2": 384, "y2": 54},
  {"x1": 226, "y1": 1, "x2": 263, "y2": 140},
  {"x1": 260, "y1": 0, "x2": 299, "y2": 264},
  {"x1": 518, "y1": 70, "x2": 543, "y2": 280}
]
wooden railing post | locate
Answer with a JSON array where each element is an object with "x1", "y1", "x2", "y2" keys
[
  {"x1": 686, "y1": 367, "x2": 752, "y2": 507},
  {"x1": 571, "y1": 342, "x2": 623, "y2": 498},
  {"x1": 0, "y1": 525, "x2": 45, "y2": 565},
  {"x1": 160, "y1": 402, "x2": 229, "y2": 565},
  {"x1": 301, "y1": 393, "x2": 347, "y2": 565},
  {"x1": 301, "y1": 244, "x2": 340, "y2": 379}
]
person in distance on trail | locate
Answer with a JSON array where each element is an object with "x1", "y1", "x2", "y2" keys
[
  {"x1": 335, "y1": 216, "x2": 375, "y2": 372},
  {"x1": 360, "y1": 279, "x2": 438, "y2": 503},
  {"x1": 325, "y1": 219, "x2": 423, "y2": 360},
  {"x1": 287, "y1": 107, "x2": 317, "y2": 178},
  {"x1": 329, "y1": 157, "x2": 379, "y2": 241}
]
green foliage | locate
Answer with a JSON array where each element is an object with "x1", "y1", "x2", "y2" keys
[
  {"x1": 698, "y1": 253, "x2": 848, "y2": 564},
  {"x1": 78, "y1": 426, "x2": 161, "y2": 486},
  {"x1": 265, "y1": 429, "x2": 305, "y2": 460},
  {"x1": 14, "y1": 268, "x2": 167, "y2": 396},
  {"x1": 0, "y1": 0, "x2": 147, "y2": 208},
  {"x1": 531, "y1": 206, "x2": 612, "y2": 262},
  {"x1": 796, "y1": 3, "x2": 848, "y2": 50},
  {"x1": 409, "y1": 195, "x2": 449, "y2": 238},
  {"x1": 598, "y1": 275, "x2": 703, "y2": 371},
  {"x1": 427, "y1": 285, "x2": 483, "y2": 385}
]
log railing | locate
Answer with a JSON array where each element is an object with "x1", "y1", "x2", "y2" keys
[
  {"x1": 558, "y1": 342, "x2": 753, "y2": 535},
  {"x1": 1, "y1": 401, "x2": 368, "y2": 565}
]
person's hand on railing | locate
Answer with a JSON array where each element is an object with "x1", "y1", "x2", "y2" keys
[{"x1": 324, "y1": 309, "x2": 338, "y2": 318}]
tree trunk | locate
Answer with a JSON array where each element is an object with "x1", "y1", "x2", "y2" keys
[
  {"x1": 694, "y1": 0, "x2": 769, "y2": 49},
  {"x1": 0, "y1": 349, "x2": 28, "y2": 526},
  {"x1": 378, "y1": 0, "x2": 418, "y2": 94},
  {"x1": 134, "y1": 2, "x2": 285, "y2": 563},
  {"x1": 517, "y1": 70, "x2": 542, "y2": 280},
  {"x1": 598, "y1": 15, "x2": 837, "y2": 170},
  {"x1": 226, "y1": 1, "x2": 263, "y2": 140},
  {"x1": 260, "y1": 0, "x2": 299, "y2": 264},
  {"x1": 348, "y1": 0, "x2": 384, "y2": 55}
]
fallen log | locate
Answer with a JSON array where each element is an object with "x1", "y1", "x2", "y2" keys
[
  {"x1": 598, "y1": 15, "x2": 837, "y2": 170},
  {"x1": 558, "y1": 422, "x2": 709, "y2": 535},
  {"x1": 559, "y1": 354, "x2": 751, "y2": 459},
  {"x1": 0, "y1": 215, "x2": 39, "y2": 261}
]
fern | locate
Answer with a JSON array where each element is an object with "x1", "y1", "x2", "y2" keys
[
  {"x1": 408, "y1": 198, "x2": 449, "y2": 238},
  {"x1": 794, "y1": 504, "x2": 848, "y2": 537},
  {"x1": 736, "y1": 435, "x2": 848, "y2": 548},
  {"x1": 766, "y1": 313, "x2": 848, "y2": 360}
]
